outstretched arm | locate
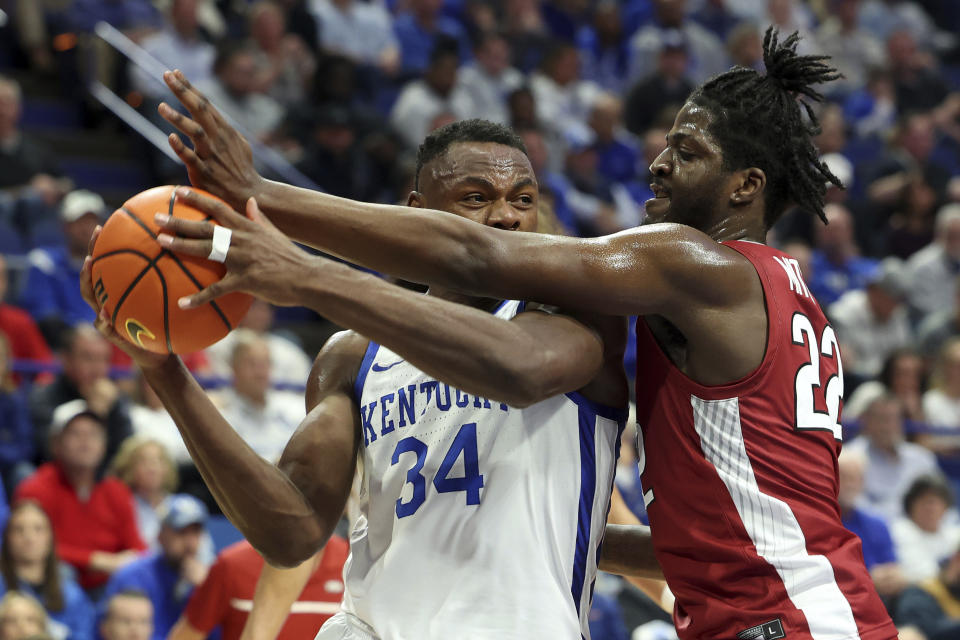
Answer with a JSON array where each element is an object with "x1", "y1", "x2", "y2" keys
[
  {"x1": 80, "y1": 233, "x2": 360, "y2": 567},
  {"x1": 158, "y1": 71, "x2": 752, "y2": 320},
  {"x1": 156, "y1": 197, "x2": 612, "y2": 408}
]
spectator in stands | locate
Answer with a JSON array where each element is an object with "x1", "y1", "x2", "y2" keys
[
  {"x1": 868, "y1": 112, "x2": 952, "y2": 206},
  {"x1": 101, "y1": 495, "x2": 209, "y2": 640},
  {"x1": 247, "y1": 1, "x2": 315, "y2": 107},
  {"x1": 128, "y1": 376, "x2": 189, "y2": 467},
  {"x1": 198, "y1": 43, "x2": 284, "y2": 144},
  {"x1": 906, "y1": 204, "x2": 960, "y2": 324},
  {"x1": 837, "y1": 449, "x2": 908, "y2": 600},
  {"x1": 918, "y1": 275, "x2": 960, "y2": 360},
  {"x1": 294, "y1": 106, "x2": 377, "y2": 201},
  {"x1": 627, "y1": 0, "x2": 728, "y2": 85},
  {"x1": 623, "y1": 30, "x2": 693, "y2": 137},
  {"x1": 843, "y1": 67, "x2": 897, "y2": 140},
  {"x1": 892, "y1": 475, "x2": 960, "y2": 582},
  {"x1": 845, "y1": 394, "x2": 940, "y2": 521},
  {"x1": 108, "y1": 438, "x2": 179, "y2": 551},
  {"x1": 886, "y1": 28, "x2": 950, "y2": 114},
  {"x1": 131, "y1": 0, "x2": 215, "y2": 99},
  {"x1": 0, "y1": 75, "x2": 71, "y2": 235},
  {"x1": 895, "y1": 542, "x2": 960, "y2": 640},
  {"x1": 814, "y1": 0, "x2": 886, "y2": 95},
  {"x1": 19, "y1": 191, "x2": 103, "y2": 344},
  {"x1": 725, "y1": 20, "x2": 764, "y2": 70},
  {"x1": 809, "y1": 203, "x2": 877, "y2": 306},
  {"x1": 530, "y1": 42, "x2": 601, "y2": 146},
  {"x1": 0, "y1": 255, "x2": 53, "y2": 386},
  {"x1": 858, "y1": 0, "x2": 944, "y2": 48},
  {"x1": 168, "y1": 536, "x2": 349, "y2": 640},
  {"x1": 98, "y1": 591, "x2": 152, "y2": 640},
  {"x1": 576, "y1": 2, "x2": 631, "y2": 93},
  {"x1": 830, "y1": 257, "x2": 913, "y2": 380},
  {"x1": 28, "y1": 325, "x2": 133, "y2": 466},
  {"x1": 0, "y1": 334, "x2": 33, "y2": 493},
  {"x1": 691, "y1": 0, "x2": 741, "y2": 40},
  {"x1": 14, "y1": 400, "x2": 145, "y2": 592},
  {"x1": 923, "y1": 338, "x2": 960, "y2": 429},
  {"x1": 310, "y1": 0, "x2": 399, "y2": 76},
  {"x1": 0, "y1": 501, "x2": 94, "y2": 640},
  {"x1": 588, "y1": 93, "x2": 638, "y2": 187},
  {"x1": 393, "y1": 0, "x2": 469, "y2": 76},
  {"x1": 886, "y1": 174, "x2": 939, "y2": 259},
  {"x1": 454, "y1": 32, "x2": 524, "y2": 125},
  {"x1": 205, "y1": 300, "x2": 311, "y2": 388},
  {"x1": 389, "y1": 44, "x2": 467, "y2": 150},
  {"x1": 0, "y1": 592, "x2": 47, "y2": 640},
  {"x1": 845, "y1": 348, "x2": 927, "y2": 422},
  {"x1": 211, "y1": 331, "x2": 303, "y2": 463}
]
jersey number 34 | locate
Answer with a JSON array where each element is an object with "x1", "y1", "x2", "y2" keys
[{"x1": 390, "y1": 422, "x2": 484, "y2": 518}]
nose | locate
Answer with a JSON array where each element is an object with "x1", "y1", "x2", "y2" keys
[
  {"x1": 486, "y1": 198, "x2": 522, "y2": 231},
  {"x1": 650, "y1": 148, "x2": 672, "y2": 177}
]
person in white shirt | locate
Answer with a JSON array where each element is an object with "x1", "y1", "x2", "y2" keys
[
  {"x1": 891, "y1": 475, "x2": 960, "y2": 582},
  {"x1": 453, "y1": 32, "x2": 524, "y2": 125},
  {"x1": 310, "y1": 0, "x2": 399, "y2": 75},
  {"x1": 923, "y1": 338, "x2": 960, "y2": 429},
  {"x1": 390, "y1": 45, "x2": 468, "y2": 150},
  {"x1": 906, "y1": 205, "x2": 960, "y2": 323},
  {"x1": 845, "y1": 394, "x2": 940, "y2": 522},
  {"x1": 211, "y1": 331, "x2": 303, "y2": 463},
  {"x1": 529, "y1": 42, "x2": 601, "y2": 148},
  {"x1": 131, "y1": 0, "x2": 215, "y2": 99},
  {"x1": 830, "y1": 257, "x2": 913, "y2": 379}
]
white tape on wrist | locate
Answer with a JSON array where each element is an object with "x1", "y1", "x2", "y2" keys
[{"x1": 208, "y1": 226, "x2": 232, "y2": 263}]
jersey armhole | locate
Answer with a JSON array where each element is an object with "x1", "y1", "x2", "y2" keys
[{"x1": 352, "y1": 342, "x2": 381, "y2": 405}]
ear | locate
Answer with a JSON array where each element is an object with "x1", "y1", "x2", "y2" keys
[
  {"x1": 730, "y1": 168, "x2": 766, "y2": 206},
  {"x1": 407, "y1": 191, "x2": 424, "y2": 208}
]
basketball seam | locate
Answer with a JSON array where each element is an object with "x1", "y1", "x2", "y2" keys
[
  {"x1": 120, "y1": 201, "x2": 234, "y2": 332},
  {"x1": 90, "y1": 248, "x2": 155, "y2": 267},
  {"x1": 153, "y1": 261, "x2": 173, "y2": 353},
  {"x1": 110, "y1": 255, "x2": 162, "y2": 327}
]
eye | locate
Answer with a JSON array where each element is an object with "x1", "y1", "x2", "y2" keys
[
  {"x1": 677, "y1": 149, "x2": 695, "y2": 161},
  {"x1": 463, "y1": 193, "x2": 486, "y2": 204},
  {"x1": 515, "y1": 194, "x2": 535, "y2": 206}
]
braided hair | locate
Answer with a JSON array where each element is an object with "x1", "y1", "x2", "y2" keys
[{"x1": 688, "y1": 27, "x2": 843, "y2": 227}]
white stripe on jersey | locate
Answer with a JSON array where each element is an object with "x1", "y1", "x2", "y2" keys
[
  {"x1": 690, "y1": 396, "x2": 860, "y2": 640},
  {"x1": 230, "y1": 598, "x2": 341, "y2": 615}
]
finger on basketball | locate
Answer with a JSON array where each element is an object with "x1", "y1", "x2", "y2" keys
[
  {"x1": 87, "y1": 225, "x2": 102, "y2": 258},
  {"x1": 178, "y1": 278, "x2": 234, "y2": 310},
  {"x1": 79, "y1": 256, "x2": 98, "y2": 312},
  {"x1": 175, "y1": 187, "x2": 249, "y2": 229},
  {"x1": 157, "y1": 233, "x2": 212, "y2": 258},
  {"x1": 154, "y1": 213, "x2": 214, "y2": 239}
]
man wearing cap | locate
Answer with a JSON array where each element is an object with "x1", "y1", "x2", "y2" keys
[
  {"x1": 19, "y1": 189, "x2": 105, "y2": 344},
  {"x1": 14, "y1": 399, "x2": 146, "y2": 592},
  {"x1": 830, "y1": 255, "x2": 914, "y2": 380},
  {"x1": 100, "y1": 494, "x2": 210, "y2": 640}
]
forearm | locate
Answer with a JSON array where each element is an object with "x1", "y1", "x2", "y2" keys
[
  {"x1": 599, "y1": 524, "x2": 663, "y2": 580},
  {"x1": 240, "y1": 554, "x2": 317, "y2": 640},
  {"x1": 257, "y1": 180, "x2": 506, "y2": 296},
  {"x1": 141, "y1": 358, "x2": 330, "y2": 565},
  {"x1": 297, "y1": 261, "x2": 596, "y2": 406}
]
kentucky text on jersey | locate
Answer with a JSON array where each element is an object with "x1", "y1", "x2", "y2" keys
[{"x1": 359, "y1": 381, "x2": 509, "y2": 448}]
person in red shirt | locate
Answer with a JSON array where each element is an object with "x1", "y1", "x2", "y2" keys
[
  {"x1": 15, "y1": 399, "x2": 146, "y2": 591},
  {"x1": 168, "y1": 536, "x2": 348, "y2": 640},
  {"x1": 0, "y1": 254, "x2": 54, "y2": 385}
]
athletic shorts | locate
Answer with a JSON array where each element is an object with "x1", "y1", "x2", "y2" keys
[{"x1": 315, "y1": 612, "x2": 380, "y2": 640}]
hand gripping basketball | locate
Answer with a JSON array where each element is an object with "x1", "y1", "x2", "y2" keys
[{"x1": 155, "y1": 187, "x2": 315, "y2": 309}]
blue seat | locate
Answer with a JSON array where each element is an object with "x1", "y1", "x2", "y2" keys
[{"x1": 206, "y1": 514, "x2": 245, "y2": 553}]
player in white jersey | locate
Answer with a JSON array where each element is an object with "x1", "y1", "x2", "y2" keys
[{"x1": 80, "y1": 119, "x2": 628, "y2": 639}]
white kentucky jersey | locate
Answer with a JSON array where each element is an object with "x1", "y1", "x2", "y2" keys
[{"x1": 329, "y1": 299, "x2": 626, "y2": 640}]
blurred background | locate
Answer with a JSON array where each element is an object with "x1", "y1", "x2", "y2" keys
[{"x1": 0, "y1": 1, "x2": 959, "y2": 639}]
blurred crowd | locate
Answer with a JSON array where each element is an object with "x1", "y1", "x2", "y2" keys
[{"x1": 0, "y1": 0, "x2": 959, "y2": 639}]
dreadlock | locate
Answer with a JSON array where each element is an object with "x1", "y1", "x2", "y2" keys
[{"x1": 688, "y1": 27, "x2": 843, "y2": 227}]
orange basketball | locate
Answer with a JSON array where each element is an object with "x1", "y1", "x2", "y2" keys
[{"x1": 90, "y1": 185, "x2": 253, "y2": 354}]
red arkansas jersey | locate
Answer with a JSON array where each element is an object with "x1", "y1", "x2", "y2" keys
[{"x1": 634, "y1": 241, "x2": 896, "y2": 640}]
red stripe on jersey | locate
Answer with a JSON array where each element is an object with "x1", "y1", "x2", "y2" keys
[{"x1": 634, "y1": 240, "x2": 896, "y2": 640}]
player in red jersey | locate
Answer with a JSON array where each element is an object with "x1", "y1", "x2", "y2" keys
[{"x1": 149, "y1": 27, "x2": 896, "y2": 640}]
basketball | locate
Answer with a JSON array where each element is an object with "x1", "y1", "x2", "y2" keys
[{"x1": 89, "y1": 185, "x2": 253, "y2": 354}]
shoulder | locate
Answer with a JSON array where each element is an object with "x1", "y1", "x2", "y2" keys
[
  {"x1": 307, "y1": 331, "x2": 370, "y2": 403},
  {"x1": 906, "y1": 244, "x2": 944, "y2": 270}
]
